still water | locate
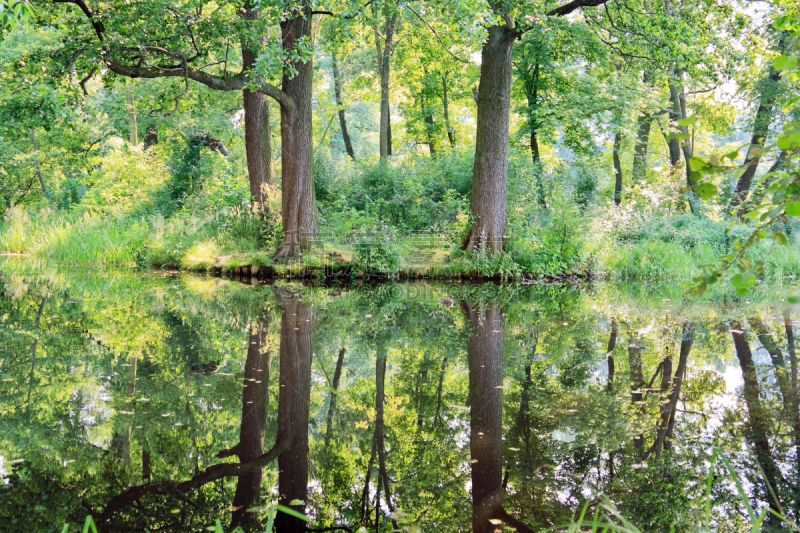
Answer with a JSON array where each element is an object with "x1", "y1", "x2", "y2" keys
[{"x1": 1, "y1": 266, "x2": 799, "y2": 532}]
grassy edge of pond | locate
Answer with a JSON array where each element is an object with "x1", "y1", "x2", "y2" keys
[{"x1": 3, "y1": 214, "x2": 800, "y2": 284}]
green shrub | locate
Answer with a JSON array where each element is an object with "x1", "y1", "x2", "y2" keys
[{"x1": 354, "y1": 224, "x2": 405, "y2": 275}]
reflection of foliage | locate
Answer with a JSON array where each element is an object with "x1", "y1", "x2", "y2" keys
[{"x1": 1, "y1": 267, "x2": 799, "y2": 531}]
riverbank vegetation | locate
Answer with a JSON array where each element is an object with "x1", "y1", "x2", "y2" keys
[{"x1": 0, "y1": 0, "x2": 799, "y2": 285}]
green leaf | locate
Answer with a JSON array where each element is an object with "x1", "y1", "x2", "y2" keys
[
  {"x1": 677, "y1": 116, "x2": 698, "y2": 126},
  {"x1": 275, "y1": 505, "x2": 310, "y2": 522},
  {"x1": 731, "y1": 272, "x2": 756, "y2": 290},
  {"x1": 689, "y1": 157, "x2": 709, "y2": 172},
  {"x1": 788, "y1": 296, "x2": 800, "y2": 304},
  {"x1": 774, "y1": 232, "x2": 788, "y2": 245},
  {"x1": 786, "y1": 201, "x2": 800, "y2": 217},
  {"x1": 694, "y1": 182, "x2": 717, "y2": 200},
  {"x1": 773, "y1": 55, "x2": 799, "y2": 71}
]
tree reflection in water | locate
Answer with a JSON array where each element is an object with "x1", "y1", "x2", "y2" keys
[{"x1": 1, "y1": 271, "x2": 800, "y2": 531}]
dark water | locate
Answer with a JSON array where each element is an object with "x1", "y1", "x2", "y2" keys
[{"x1": 1, "y1": 267, "x2": 799, "y2": 532}]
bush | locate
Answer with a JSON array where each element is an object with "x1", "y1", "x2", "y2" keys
[{"x1": 354, "y1": 224, "x2": 405, "y2": 275}]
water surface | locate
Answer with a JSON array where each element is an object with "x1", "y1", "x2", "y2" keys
[{"x1": 1, "y1": 267, "x2": 799, "y2": 532}]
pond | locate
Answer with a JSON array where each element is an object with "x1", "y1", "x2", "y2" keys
[{"x1": 1, "y1": 266, "x2": 799, "y2": 532}]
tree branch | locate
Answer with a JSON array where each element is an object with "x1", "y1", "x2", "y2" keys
[{"x1": 548, "y1": 0, "x2": 610, "y2": 17}]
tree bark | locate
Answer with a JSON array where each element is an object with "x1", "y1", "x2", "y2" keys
[
  {"x1": 442, "y1": 72, "x2": 455, "y2": 147},
  {"x1": 631, "y1": 113, "x2": 651, "y2": 183},
  {"x1": 374, "y1": 10, "x2": 397, "y2": 160},
  {"x1": 241, "y1": 0, "x2": 272, "y2": 210},
  {"x1": 464, "y1": 301, "x2": 534, "y2": 533},
  {"x1": 126, "y1": 89, "x2": 138, "y2": 147},
  {"x1": 28, "y1": 130, "x2": 47, "y2": 197},
  {"x1": 275, "y1": 3, "x2": 319, "y2": 259},
  {"x1": 230, "y1": 323, "x2": 271, "y2": 531},
  {"x1": 668, "y1": 72, "x2": 699, "y2": 213},
  {"x1": 274, "y1": 296, "x2": 315, "y2": 533},
  {"x1": 332, "y1": 51, "x2": 355, "y2": 160},
  {"x1": 613, "y1": 130, "x2": 623, "y2": 206},
  {"x1": 462, "y1": 11, "x2": 516, "y2": 253},
  {"x1": 324, "y1": 347, "x2": 346, "y2": 447},
  {"x1": 606, "y1": 318, "x2": 618, "y2": 392},
  {"x1": 731, "y1": 321, "x2": 785, "y2": 525},
  {"x1": 651, "y1": 322, "x2": 693, "y2": 458},
  {"x1": 143, "y1": 126, "x2": 158, "y2": 149},
  {"x1": 730, "y1": 68, "x2": 783, "y2": 216}
]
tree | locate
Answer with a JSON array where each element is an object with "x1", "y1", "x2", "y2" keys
[
  {"x1": 52, "y1": 0, "x2": 318, "y2": 257},
  {"x1": 463, "y1": 0, "x2": 613, "y2": 252}
]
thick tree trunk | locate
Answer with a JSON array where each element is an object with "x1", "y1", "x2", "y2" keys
[
  {"x1": 466, "y1": 302, "x2": 505, "y2": 533},
  {"x1": 230, "y1": 324, "x2": 270, "y2": 531},
  {"x1": 443, "y1": 72, "x2": 455, "y2": 147},
  {"x1": 731, "y1": 321, "x2": 784, "y2": 525},
  {"x1": 462, "y1": 20, "x2": 516, "y2": 253},
  {"x1": 332, "y1": 51, "x2": 355, "y2": 160},
  {"x1": 374, "y1": 11, "x2": 397, "y2": 160},
  {"x1": 241, "y1": 1, "x2": 272, "y2": 210},
  {"x1": 730, "y1": 68, "x2": 783, "y2": 216},
  {"x1": 631, "y1": 113, "x2": 651, "y2": 183},
  {"x1": 274, "y1": 297, "x2": 315, "y2": 533},
  {"x1": 275, "y1": 4, "x2": 319, "y2": 259},
  {"x1": 613, "y1": 131, "x2": 623, "y2": 206},
  {"x1": 464, "y1": 301, "x2": 534, "y2": 533}
]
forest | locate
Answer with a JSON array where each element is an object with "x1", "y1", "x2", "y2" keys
[
  {"x1": 2, "y1": 0, "x2": 800, "y2": 532},
  {"x1": 0, "y1": 0, "x2": 798, "y2": 286}
]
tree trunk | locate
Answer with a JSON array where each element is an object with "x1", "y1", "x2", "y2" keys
[
  {"x1": 731, "y1": 321, "x2": 784, "y2": 526},
  {"x1": 668, "y1": 73, "x2": 699, "y2": 213},
  {"x1": 26, "y1": 298, "x2": 45, "y2": 420},
  {"x1": 143, "y1": 126, "x2": 158, "y2": 149},
  {"x1": 606, "y1": 318, "x2": 618, "y2": 392},
  {"x1": 462, "y1": 18, "x2": 516, "y2": 253},
  {"x1": 28, "y1": 130, "x2": 47, "y2": 197},
  {"x1": 241, "y1": 1, "x2": 272, "y2": 210},
  {"x1": 262, "y1": 96, "x2": 274, "y2": 186},
  {"x1": 423, "y1": 93, "x2": 438, "y2": 156},
  {"x1": 374, "y1": 11, "x2": 397, "y2": 160},
  {"x1": 230, "y1": 324, "x2": 270, "y2": 531},
  {"x1": 332, "y1": 51, "x2": 355, "y2": 160},
  {"x1": 730, "y1": 68, "x2": 783, "y2": 216},
  {"x1": 524, "y1": 61, "x2": 541, "y2": 165},
  {"x1": 613, "y1": 131, "x2": 623, "y2": 206},
  {"x1": 443, "y1": 72, "x2": 455, "y2": 147},
  {"x1": 652, "y1": 322, "x2": 693, "y2": 458},
  {"x1": 466, "y1": 302, "x2": 505, "y2": 533},
  {"x1": 324, "y1": 347, "x2": 346, "y2": 447},
  {"x1": 750, "y1": 150, "x2": 788, "y2": 206},
  {"x1": 631, "y1": 113, "x2": 651, "y2": 183},
  {"x1": 464, "y1": 301, "x2": 534, "y2": 533},
  {"x1": 275, "y1": 4, "x2": 319, "y2": 259},
  {"x1": 274, "y1": 297, "x2": 315, "y2": 533},
  {"x1": 122, "y1": 355, "x2": 137, "y2": 468},
  {"x1": 629, "y1": 340, "x2": 645, "y2": 456},
  {"x1": 126, "y1": 89, "x2": 138, "y2": 148}
]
